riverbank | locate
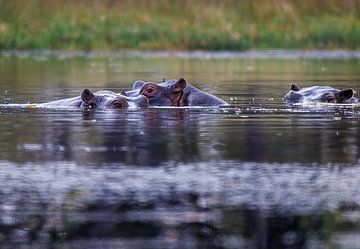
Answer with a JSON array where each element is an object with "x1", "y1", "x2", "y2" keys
[
  {"x1": 2, "y1": 49, "x2": 360, "y2": 60},
  {"x1": 0, "y1": 0, "x2": 359, "y2": 50}
]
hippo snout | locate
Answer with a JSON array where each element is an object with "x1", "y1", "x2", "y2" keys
[{"x1": 129, "y1": 95, "x2": 149, "y2": 108}]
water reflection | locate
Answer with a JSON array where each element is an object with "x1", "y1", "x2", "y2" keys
[
  {"x1": 0, "y1": 107, "x2": 359, "y2": 165},
  {"x1": 1, "y1": 160, "x2": 360, "y2": 248}
]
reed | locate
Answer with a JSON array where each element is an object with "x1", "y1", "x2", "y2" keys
[{"x1": 0, "y1": 0, "x2": 359, "y2": 50}]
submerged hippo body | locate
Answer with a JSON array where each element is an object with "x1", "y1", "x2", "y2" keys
[
  {"x1": 284, "y1": 84, "x2": 358, "y2": 104},
  {"x1": 125, "y1": 78, "x2": 228, "y2": 107},
  {"x1": 2, "y1": 89, "x2": 148, "y2": 109}
]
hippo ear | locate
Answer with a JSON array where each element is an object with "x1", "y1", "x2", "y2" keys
[
  {"x1": 290, "y1": 84, "x2": 300, "y2": 91},
  {"x1": 175, "y1": 77, "x2": 187, "y2": 90},
  {"x1": 335, "y1": 88, "x2": 354, "y2": 101},
  {"x1": 81, "y1": 89, "x2": 97, "y2": 106},
  {"x1": 133, "y1": 80, "x2": 145, "y2": 90},
  {"x1": 170, "y1": 78, "x2": 187, "y2": 106}
]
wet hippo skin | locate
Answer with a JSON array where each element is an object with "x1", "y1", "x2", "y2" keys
[
  {"x1": 35, "y1": 89, "x2": 149, "y2": 109},
  {"x1": 124, "y1": 77, "x2": 228, "y2": 106},
  {"x1": 284, "y1": 84, "x2": 358, "y2": 104}
]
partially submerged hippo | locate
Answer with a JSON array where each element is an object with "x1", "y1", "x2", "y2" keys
[
  {"x1": 284, "y1": 84, "x2": 358, "y2": 104},
  {"x1": 1, "y1": 89, "x2": 149, "y2": 109},
  {"x1": 124, "y1": 77, "x2": 228, "y2": 106}
]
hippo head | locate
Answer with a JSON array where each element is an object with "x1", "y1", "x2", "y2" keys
[
  {"x1": 124, "y1": 78, "x2": 187, "y2": 106},
  {"x1": 283, "y1": 84, "x2": 303, "y2": 103},
  {"x1": 81, "y1": 89, "x2": 148, "y2": 109},
  {"x1": 284, "y1": 84, "x2": 357, "y2": 104}
]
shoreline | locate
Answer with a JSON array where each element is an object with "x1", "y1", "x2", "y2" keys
[{"x1": 2, "y1": 49, "x2": 360, "y2": 60}]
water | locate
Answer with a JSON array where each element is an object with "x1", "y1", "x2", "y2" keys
[{"x1": 0, "y1": 50, "x2": 360, "y2": 249}]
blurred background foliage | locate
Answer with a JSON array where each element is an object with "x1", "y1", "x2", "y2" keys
[{"x1": 0, "y1": 0, "x2": 359, "y2": 50}]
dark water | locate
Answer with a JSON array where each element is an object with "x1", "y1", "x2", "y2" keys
[{"x1": 0, "y1": 51, "x2": 360, "y2": 249}]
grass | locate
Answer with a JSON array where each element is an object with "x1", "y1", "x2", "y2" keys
[{"x1": 0, "y1": 0, "x2": 360, "y2": 50}]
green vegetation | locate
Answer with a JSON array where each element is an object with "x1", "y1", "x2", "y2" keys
[{"x1": 0, "y1": 0, "x2": 360, "y2": 50}]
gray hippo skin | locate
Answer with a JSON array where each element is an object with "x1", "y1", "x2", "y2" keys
[
  {"x1": 43, "y1": 89, "x2": 148, "y2": 109},
  {"x1": 124, "y1": 77, "x2": 228, "y2": 106},
  {"x1": 284, "y1": 84, "x2": 358, "y2": 104},
  {"x1": 3, "y1": 89, "x2": 149, "y2": 109}
]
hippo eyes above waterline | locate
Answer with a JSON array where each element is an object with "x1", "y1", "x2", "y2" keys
[
  {"x1": 141, "y1": 85, "x2": 158, "y2": 98},
  {"x1": 111, "y1": 99, "x2": 129, "y2": 108}
]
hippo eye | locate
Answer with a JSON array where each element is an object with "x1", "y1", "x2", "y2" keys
[
  {"x1": 111, "y1": 99, "x2": 128, "y2": 108},
  {"x1": 142, "y1": 85, "x2": 158, "y2": 98}
]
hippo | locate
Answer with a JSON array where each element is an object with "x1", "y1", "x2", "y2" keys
[
  {"x1": 284, "y1": 84, "x2": 358, "y2": 104},
  {"x1": 1, "y1": 89, "x2": 149, "y2": 109},
  {"x1": 124, "y1": 77, "x2": 228, "y2": 106}
]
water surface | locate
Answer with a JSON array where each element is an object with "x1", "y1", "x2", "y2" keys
[{"x1": 0, "y1": 50, "x2": 360, "y2": 249}]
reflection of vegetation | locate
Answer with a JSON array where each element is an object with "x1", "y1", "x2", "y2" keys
[
  {"x1": 220, "y1": 205, "x2": 360, "y2": 249},
  {"x1": 0, "y1": 0, "x2": 359, "y2": 50}
]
